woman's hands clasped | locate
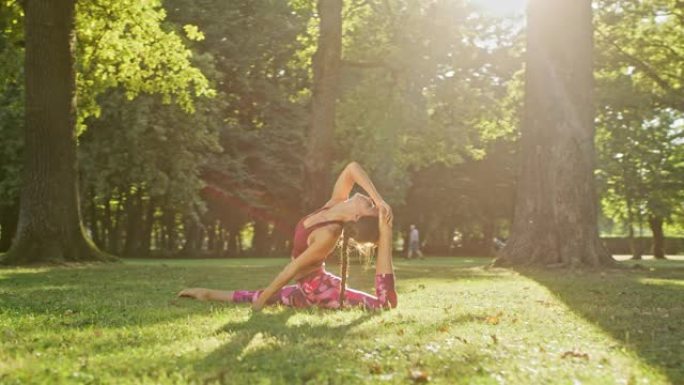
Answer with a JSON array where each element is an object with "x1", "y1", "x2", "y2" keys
[
  {"x1": 379, "y1": 202, "x2": 393, "y2": 234},
  {"x1": 377, "y1": 200, "x2": 393, "y2": 225}
]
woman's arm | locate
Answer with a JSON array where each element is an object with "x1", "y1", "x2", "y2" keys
[
  {"x1": 327, "y1": 162, "x2": 392, "y2": 222},
  {"x1": 252, "y1": 231, "x2": 338, "y2": 311},
  {"x1": 327, "y1": 162, "x2": 381, "y2": 204},
  {"x1": 375, "y1": 205, "x2": 394, "y2": 275}
]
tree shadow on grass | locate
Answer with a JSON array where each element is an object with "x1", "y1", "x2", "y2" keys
[
  {"x1": 193, "y1": 308, "x2": 498, "y2": 385},
  {"x1": 519, "y1": 263, "x2": 684, "y2": 384},
  {"x1": 194, "y1": 309, "x2": 378, "y2": 384},
  {"x1": 0, "y1": 264, "x2": 236, "y2": 329}
]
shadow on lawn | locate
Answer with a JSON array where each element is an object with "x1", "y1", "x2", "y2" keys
[
  {"x1": 0, "y1": 264, "x2": 228, "y2": 328},
  {"x1": 195, "y1": 309, "x2": 377, "y2": 384},
  {"x1": 520, "y1": 263, "x2": 684, "y2": 384}
]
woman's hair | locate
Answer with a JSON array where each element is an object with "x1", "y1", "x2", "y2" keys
[{"x1": 339, "y1": 216, "x2": 380, "y2": 307}]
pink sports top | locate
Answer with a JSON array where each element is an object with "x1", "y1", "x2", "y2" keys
[{"x1": 291, "y1": 207, "x2": 343, "y2": 259}]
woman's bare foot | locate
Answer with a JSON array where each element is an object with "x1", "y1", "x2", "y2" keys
[{"x1": 177, "y1": 288, "x2": 210, "y2": 301}]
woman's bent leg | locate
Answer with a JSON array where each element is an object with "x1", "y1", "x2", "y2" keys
[
  {"x1": 233, "y1": 284, "x2": 310, "y2": 308},
  {"x1": 343, "y1": 274, "x2": 397, "y2": 310},
  {"x1": 307, "y1": 272, "x2": 397, "y2": 310}
]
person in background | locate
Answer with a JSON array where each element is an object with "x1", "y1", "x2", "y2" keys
[{"x1": 407, "y1": 224, "x2": 424, "y2": 259}]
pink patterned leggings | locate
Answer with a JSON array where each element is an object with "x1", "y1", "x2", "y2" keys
[{"x1": 232, "y1": 270, "x2": 397, "y2": 310}]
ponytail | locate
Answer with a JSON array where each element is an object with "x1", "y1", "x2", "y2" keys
[{"x1": 339, "y1": 229, "x2": 350, "y2": 308}]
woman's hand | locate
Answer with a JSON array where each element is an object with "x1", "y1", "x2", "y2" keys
[
  {"x1": 377, "y1": 200, "x2": 393, "y2": 225},
  {"x1": 252, "y1": 300, "x2": 265, "y2": 312},
  {"x1": 379, "y1": 203, "x2": 393, "y2": 233}
]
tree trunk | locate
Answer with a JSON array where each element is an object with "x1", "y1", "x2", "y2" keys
[
  {"x1": 0, "y1": 202, "x2": 20, "y2": 252},
  {"x1": 163, "y1": 210, "x2": 177, "y2": 254},
  {"x1": 252, "y1": 220, "x2": 271, "y2": 257},
  {"x1": 303, "y1": 0, "x2": 342, "y2": 212},
  {"x1": 137, "y1": 198, "x2": 155, "y2": 257},
  {"x1": 482, "y1": 219, "x2": 495, "y2": 257},
  {"x1": 180, "y1": 214, "x2": 201, "y2": 256},
  {"x1": 2, "y1": 0, "x2": 112, "y2": 264},
  {"x1": 104, "y1": 195, "x2": 122, "y2": 255},
  {"x1": 648, "y1": 215, "x2": 665, "y2": 260},
  {"x1": 123, "y1": 190, "x2": 143, "y2": 257},
  {"x1": 626, "y1": 196, "x2": 641, "y2": 260},
  {"x1": 87, "y1": 188, "x2": 103, "y2": 248},
  {"x1": 494, "y1": 0, "x2": 612, "y2": 268}
]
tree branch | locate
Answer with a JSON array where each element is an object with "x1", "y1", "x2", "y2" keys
[{"x1": 598, "y1": 30, "x2": 684, "y2": 101}]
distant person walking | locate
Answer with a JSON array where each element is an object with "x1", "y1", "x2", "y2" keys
[{"x1": 407, "y1": 224, "x2": 424, "y2": 259}]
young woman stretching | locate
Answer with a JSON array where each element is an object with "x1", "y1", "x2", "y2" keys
[{"x1": 178, "y1": 162, "x2": 397, "y2": 311}]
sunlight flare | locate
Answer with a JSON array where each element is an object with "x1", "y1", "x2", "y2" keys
[{"x1": 469, "y1": 0, "x2": 527, "y2": 15}]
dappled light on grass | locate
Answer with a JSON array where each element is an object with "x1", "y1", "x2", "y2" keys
[
  {"x1": 638, "y1": 277, "x2": 684, "y2": 287},
  {"x1": 0, "y1": 258, "x2": 681, "y2": 384}
]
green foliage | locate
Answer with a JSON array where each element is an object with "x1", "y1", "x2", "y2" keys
[
  {"x1": 0, "y1": 0, "x2": 215, "y2": 208},
  {"x1": 595, "y1": 0, "x2": 684, "y2": 235},
  {"x1": 164, "y1": 0, "x2": 312, "y2": 217},
  {"x1": 0, "y1": 1, "x2": 24, "y2": 204},
  {"x1": 335, "y1": 0, "x2": 523, "y2": 205},
  {"x1": 75, "y1": 0, "x2": 215, "y2": 128},
  {"x1": 79, "y1": 89, "x2": 222, "y2": 216}
]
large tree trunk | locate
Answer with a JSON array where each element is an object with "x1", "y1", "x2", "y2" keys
[
  {"x1": 0, "y1": 202, "x2": 19, "y2": 252},
  {"x1": 2, "y1": 0, "x2": 112, "y2": 264},
  {"x1": 494, "y1": 0, "x2": 612, "y2": 267},
  {"x1": 303, "y1": 0, "x2": 342, "y2": 212},
  {"x1": 648, "y1": 215, "x2": 665, "y2": 260}
]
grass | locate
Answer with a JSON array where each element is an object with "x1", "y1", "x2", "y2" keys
[{"x1": 0, "y1": 257, "x2": 682, "y2": 385}]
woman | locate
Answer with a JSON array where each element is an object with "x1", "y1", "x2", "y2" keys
[{"x1": 178, "y1": 162, "x2": 397, "y2": 311}]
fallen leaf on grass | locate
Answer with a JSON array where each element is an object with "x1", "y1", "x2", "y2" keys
[
  {"x1": 561, "y1": 350, "x2": 589, "y2": 360},
  {"x1": 369, "y1": 363, "x2": 383, "y2": 374},
  {"x1": 535, "y1": 300, "x2": 553, "y2": 307},
  {"x1": 490, "y1": 334, "x2": 498, "y2": 344},
  {"x1": 409, "y1": 369, "x2": 430, "y2": 383}
]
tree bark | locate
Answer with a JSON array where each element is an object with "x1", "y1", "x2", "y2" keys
[
  {"x1": 123, "y1": 190, "x2": 143, "y2": 257},
  {"x1": 625, "y1": 196, "x2": 641, "y2": 260},
  {"x1": 648, "y1": 215, "x2": 665, "y2": 259},
  {"x1": 252, "y1": 220, "x2": 271, "y2": 256},
  {"x1": 87, "y1": 188, "x2": 103, "y2": 248},
  {"x1": 303, "y1": 0, "x2": 342, "y2": 212},
  {"x1": 180, "y1": 214, "x2": 201, "y2": 256},
  {"x1": 2, "y1": 0, "x2": 112, "y2": 264},
  {"x1": 494, "y1": 0, "x2": 612, "y2": 267},
  {"x1": 137, "y1": 198, "x2": 155, "y2": 257},
  {"x1": 0, "y1": 202, "x2": 19, "y2": 252}
]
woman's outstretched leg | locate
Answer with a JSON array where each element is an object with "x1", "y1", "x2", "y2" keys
[
  {"x1": 179, "y1": 285, "x2": 309, "y2": 308},
  {"x1": 177, "y1": 288, "x2": 235, "y2": 302}
]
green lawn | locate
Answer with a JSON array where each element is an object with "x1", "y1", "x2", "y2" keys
[{"x1": 0, "y1": 257, "x2": 682, "y2": 384}]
